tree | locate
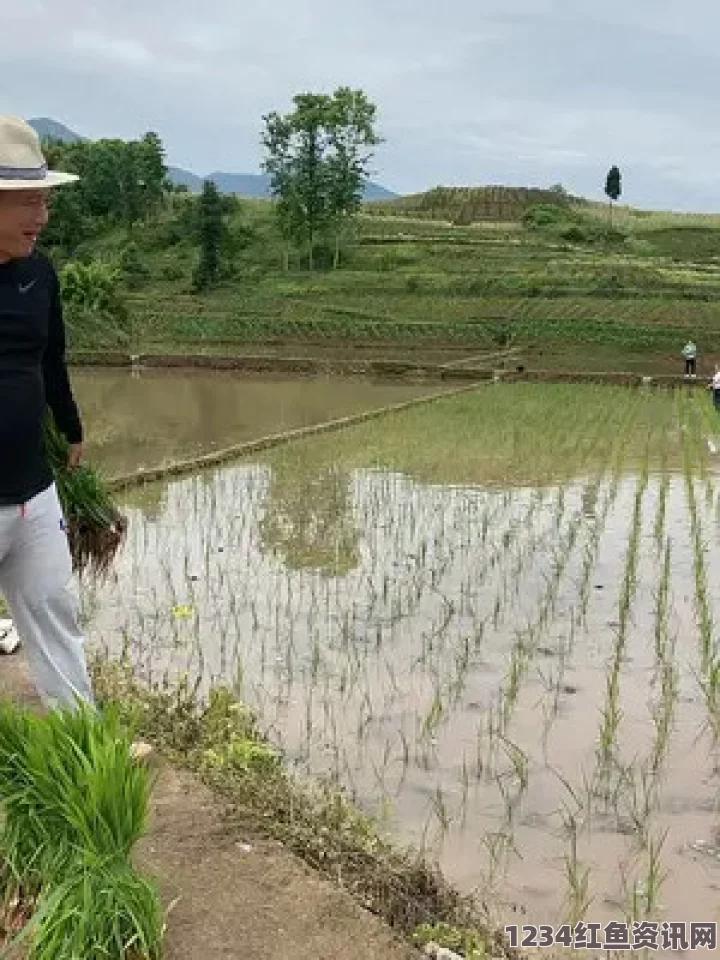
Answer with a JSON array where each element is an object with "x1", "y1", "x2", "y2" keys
[
  {"x1": 262, "y1": 87, "x2": 380, "y2": 270},
  {"x1": 39, "y1": 132, "x2": 168, "y2": 230},
  {"x1": 326, "y1": 88, "x2": 381, "y2": 267},
  {"x1": 41, "y1": 187, "x2": 89, "y2": 255},
  {"x1": 136, "y1": 132, "x2": 167, "y2": 216},
  {"x1": 192, "y1": 180, "x2": 225, "y2": 291},
  {"x1": 605, "y1": 165, "x2": 622, "y2": 224}
]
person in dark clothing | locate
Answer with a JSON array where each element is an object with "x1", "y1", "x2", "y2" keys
[
  {"x1": 0, "y1": 116, "x2": 97, "y2": 711},
  {"x1": 0, "y1": 119, "x2": 153, "y2": 764}
]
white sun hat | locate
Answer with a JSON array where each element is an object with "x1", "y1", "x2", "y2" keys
[{"x1": 0, "y1": 116, "x2": 79, "y2": 190}]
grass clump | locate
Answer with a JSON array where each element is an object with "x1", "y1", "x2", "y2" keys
[
  {"x1": 91, "y1": 658, "x2": 518, "y2": 959},
  {"x1": 0, "y1": 699, "x2": 163, "y2": 959}
]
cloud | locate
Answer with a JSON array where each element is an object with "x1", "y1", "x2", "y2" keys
[
  {"x1": 2, "y1": 0, "x2": 720, "y2": 209},
  {"x1": 69, "y1": 30, "x2": 152, "y2": 66}
]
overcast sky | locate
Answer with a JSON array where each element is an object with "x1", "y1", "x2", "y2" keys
[{"x1": 4, "y1": 1, "x2": 720, "y2": 211}]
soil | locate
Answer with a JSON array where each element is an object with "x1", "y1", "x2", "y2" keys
[{"x1": 0, "y1": 652, "x2": 420, "y2": 960}]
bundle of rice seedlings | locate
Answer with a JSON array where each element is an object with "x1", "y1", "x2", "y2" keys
[
  {"x1": 0, "y1": 700, "x2": 163, "y2": 959},
  {"x1": 25, "y1": 855, "x2": 162, "y2": 960},
  {"x1": 43, "y1": 415, "x2": 127, "y2": 577}
]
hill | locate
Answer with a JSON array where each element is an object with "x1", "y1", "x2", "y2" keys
[
  {"x1": 28, "y1": 118, "x2": 398, "y2": 201},
  {"x1": 367, "y1": 185, "x2": 583, "y2": 224},
  {"x1": 29, "y1": 116, "x2": 85, "y2": 144},
  {"x1": 53, "y1": 176, "x2": 720, "y2": 373}
]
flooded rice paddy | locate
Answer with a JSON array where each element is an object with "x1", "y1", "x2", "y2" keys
[
  {"x1": 78, "y1": 374, "x2": 720, "y2": 943},
  {"x1": 73, "y1": 368, "x2": 440, "y2": 477}
]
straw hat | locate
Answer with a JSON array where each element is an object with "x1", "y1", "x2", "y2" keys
[{"x1": 0, "y1": 116, "x2": 79, "y2": 190}]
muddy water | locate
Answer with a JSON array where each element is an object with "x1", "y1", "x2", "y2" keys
[
  {"x1": 83, "y1": 446, "x2": 720, "y2": 950},
  {"x1": 71, "y1": 368, "x2": 441, "y2": 477}
]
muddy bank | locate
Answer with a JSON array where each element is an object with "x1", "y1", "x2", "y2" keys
[{"x1": 69, "y1": 350, "x2": 710, "y2": 390}]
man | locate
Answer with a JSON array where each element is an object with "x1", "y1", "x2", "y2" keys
[
  {"x1": 0, "y1": 117, "x2": 151, "y2": 757},
  {"x1": 683, "y1": 340, "x2": 698, "y2": 378},
  {"x1": 0, "y1": 115, "x2": 94, "y2": 709}
]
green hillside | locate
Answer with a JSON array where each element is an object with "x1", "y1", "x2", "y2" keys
[{"x1": 50, "y1": 185, "x2": 720, "y2": 372}]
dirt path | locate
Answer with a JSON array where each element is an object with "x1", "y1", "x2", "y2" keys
[{"x1": 0, "y1": 653, "x2": 420, "y2": 960}]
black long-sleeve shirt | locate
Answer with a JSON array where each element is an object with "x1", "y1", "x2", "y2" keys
[{"x1": 0, "y1": 251, "x2": 82, "y2": 506}]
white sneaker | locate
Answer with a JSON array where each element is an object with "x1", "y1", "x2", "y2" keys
[{"x1": 0, "y1": 620, "x2": 20, "y2": 655}]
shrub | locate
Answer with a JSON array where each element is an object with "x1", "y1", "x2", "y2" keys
[
  {"x1": 60, "y1": 259, "x2": 130, "y2": 347},
  {"x1": 522, "y1": 203, "x2": 573, "y2": 228},
  {"x1": 118, "y1": 242, "x2": 151, "y2": 289},
  {"x1": 160, "y1": 260, "x2": 185, "y2": 281},
  {"x1": 561, "y1": 222, "x2": 628, "y2": 248}
]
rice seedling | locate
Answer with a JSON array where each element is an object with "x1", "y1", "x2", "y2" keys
[
  {"x1": 650, "y1": 651, "x2": 679, "y2": 776},
  {"x1": 559, "y1": 806, "x2": 593, "y2": 926},
  {"x1": 615, "y1": 762, "x2": 658, "y2": 849},
  {"x1": 497, "y1": 736, "x2": 529, "y2": 795},
  {"x1": 653, "y1": 540, "x2": 673, "y2": 665},
  {"x1": 430, "y1": 785, "x2": 453, "y2": 835},
  {"x1": 44, "y1": 415, "x2": 127, "y2": 578},
  {"x1": 616, "y1": 462, "x2": 649, "y2": 657},
  {"x1": 552, "y1": 765, "x2": 596, "y2": 835},
  {"x1": 597, "y1": 661, "x2": 622, "y2": 772},
  {"x1": 620, "y1": 829, "x2": 668, "y2": 927},
  {"x1": 20, "y1": 857, "x2": 163, "y2": 960},
  {"x1": 681, "y1": 397, "x2": 718, "y2": 732},
  {"x1": 479, "y1": 829, "x2": 519, "y2": 901},
  {"x1": 653, "y1": 459, "x2": 670, "y2": 555},
  {"x1": 643, "y1": 828, "x2": 669, "y2": 918},
  {"x1": 0, "y1": 699, "x2": 162, "y2": 959}
]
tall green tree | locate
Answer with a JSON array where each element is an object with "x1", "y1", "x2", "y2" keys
[
  {"x1": 136, "y1": 132, "x2": 167, "y2": 216},
  {"x1": 605, "y1": 165, "x2": 622, "y2": 224},
  {"x1": 192, "y1": 180, "x2": 224, "y2": 291},
  {"x1": 262, "y1": 88, "x2": 380, "y2": 270},
  {"x1": 39, "y1": 133, "x2": 167, "y2": 230},
  {"x1": 326, "y1": 88, "x2": 381, "y2": 267}
]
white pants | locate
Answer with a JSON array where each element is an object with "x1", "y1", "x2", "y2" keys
[{"x1": 0, "y1": 484, "x2": 94, "y2": 709}]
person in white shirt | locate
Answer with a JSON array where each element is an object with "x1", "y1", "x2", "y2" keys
[
  {"x1": 683, "y1": 340, "x2": 698, "y2": 377},
  {"x1": 710, "y1": 366, "x2": 720, "y2": 410}
]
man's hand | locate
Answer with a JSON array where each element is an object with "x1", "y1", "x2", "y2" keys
[{"x1": 67, "y1": 443, "x2": 84, "y2": 470}]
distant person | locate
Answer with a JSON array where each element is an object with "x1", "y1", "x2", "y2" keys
[
  {"x1": 710, "y1": 366, "x2": 720, "y2": 411},
  {"x1": 683, "y1": 340, "x2": 698, "y2": 378}
]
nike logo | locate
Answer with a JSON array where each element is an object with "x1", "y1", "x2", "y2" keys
[{"x1": 18, "y1": 280, "x2": 37, "y2": 295}]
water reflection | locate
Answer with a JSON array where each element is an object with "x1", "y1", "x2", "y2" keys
[
  {"x1": 72, "y1": 368, "x2": 439, "y2": 476},
  {"x1": 260, "y1": 463, "x2": 360, "y2": 576}
]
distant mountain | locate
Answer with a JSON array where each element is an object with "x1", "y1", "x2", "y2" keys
[
  {"x1": 169, "y1": 167, "x2": 397, "y2": 201},
  {"x1": 29, "y1": 117, "x2": 85, "y2": 144},
  {"x1": 165, "y1": 166, "x2": 203, "y2": 192},
  {"x1": 29, "y1": 118, "x2": 399, "y2": 201},
  {"x1": 362, "y1": 181, "x2": 398, "y2": 201}
]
